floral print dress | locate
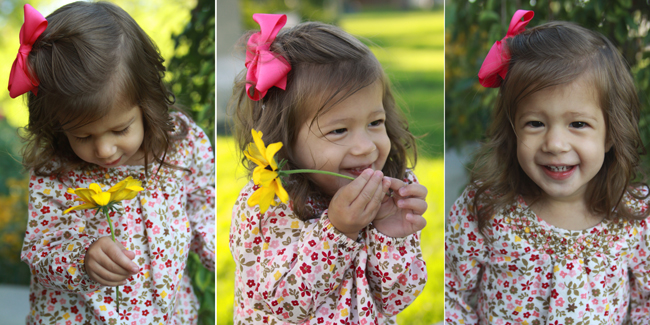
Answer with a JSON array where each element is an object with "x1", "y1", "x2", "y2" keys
[
  {"x1": 20, "y1": 113, "x2": 215, "y2": 325},
  {"x1": 230, "y1": 170, "x2": 427, "y2": 324},
  {"x1": 445, "y1": 185, "x2": 650, "y2": 325}
]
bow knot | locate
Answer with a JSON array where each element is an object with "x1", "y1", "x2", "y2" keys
[
  {"x1": 8, "y1": 4, "x2": 47, "y2": 98},
  {"x1": 245, "y1": 13, "x2": 291, "y2": 101},
  {"x1": 478, "y1": 10, "x2": 534, "y2": 88},
  {"x1": 19, "y1": 43, "x2": 33, "y2": 55}
]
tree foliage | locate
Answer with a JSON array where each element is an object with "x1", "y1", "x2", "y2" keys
[
  {"x1": 445, "y1": 0, "x2": 650, "y2": 153},
  {"x1": 167, "y1": 0, "x2": 215, "y2": 324}
]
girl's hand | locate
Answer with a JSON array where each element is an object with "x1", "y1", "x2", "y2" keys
[
  {"x1": 328, "y1": 169, "x2": 391, "y2": 240},
  {"x1": 373, "y1": 178, "x2": 428, "y2": 238},
  {"x1": 85, "y1": 237, "x2": 139, "y2": 286}
]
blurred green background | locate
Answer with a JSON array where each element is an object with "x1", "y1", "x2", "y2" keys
[
  {"x1": 217, "y1": 0, "x2": 444, "y2": 324},
  {"x1": 445, "y1": 0, "x2": 650, "y2": 159},
  {"x1": 0, "y1": 0, "x2": 215, "y2": 324}
]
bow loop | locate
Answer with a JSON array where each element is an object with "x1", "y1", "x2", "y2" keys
[
  {"x1": 8, "y1": 4, "x2": 47, "y2": 98},
  {"x1": 245, "y1": 13, "x2": 291, "y2": 101},
  {"x1": 478, "y1": 10, "x2": 534, "y2": 88}
]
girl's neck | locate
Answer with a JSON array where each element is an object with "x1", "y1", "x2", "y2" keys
[{"x1": 525, "y1": 195, "x2": 605, "y2": 231}]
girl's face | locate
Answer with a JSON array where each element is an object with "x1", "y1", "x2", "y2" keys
[
  {"x1": 64, "y1": 104, "x2": 145, "y2": 168},
  {"x1": 294, "y1": 80, "x2": 391, "y2": 197},
  {"x1": 515, "y1": 77, "x2": 607, "y2": 204}
]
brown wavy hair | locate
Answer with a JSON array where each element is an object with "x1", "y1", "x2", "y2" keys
[
  {"x1": 471, "y1": 21, "x2": 649, "y2": 234},
  {"x1": 21, "y1": 1, "x2": 187, "y2": 177},
  {"x1": 231, "y1": 21, "x2": 417, "y2": 220}
]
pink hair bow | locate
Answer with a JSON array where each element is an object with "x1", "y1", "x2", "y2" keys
[
  {"x1": 245, "y1": 13, "x2": 291, "y2": 101},
  {"x1": 8, "y1": 4, "x2": 47, "y2": 98},
  {"x1": 478, "y1": 10, "x2": 534, "y2": 88}
]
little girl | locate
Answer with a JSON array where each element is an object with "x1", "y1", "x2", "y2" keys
[
  {"x1": 10, "y1": 2, "x2": 215, "y2": 324},
  {"x1": 229, "y1": 14, "x2": 428, "y2": 324},
  {"x1": 445, "y1": 10, "x2": 650, "y2": 325}
]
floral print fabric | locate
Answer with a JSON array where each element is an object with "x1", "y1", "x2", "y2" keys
[
  {"x1": 230, "y1": 170, "x2": 427, "y2": 324},
  {"x1": 445, "y1": 185, "x2": 650, "y2": 325},
  {"x1": 20, "y1": 113, "x2": 215, "y2": 325}
]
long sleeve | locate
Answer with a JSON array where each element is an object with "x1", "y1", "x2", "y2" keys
[
  {"x1": 364, "y1": 170, "x2": 427, "y2": 317},
  {"x1": 444, "y1": 185, "x2": 489, "y2": 325},
  {"x1": 20, "y1": 172, "x2": 102, "y2": 294},
  {"x1": 230, "y1": 181, "x2": 361, "y2": 323},
  {"x1": 627, "y1": 186, "x2": 650, "y2": 324},
  {"x1": 181, "y1": 118, "x2": 216, "y2": 271}
]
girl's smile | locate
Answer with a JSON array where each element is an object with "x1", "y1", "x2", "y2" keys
[
  {"x1": 515, "y1": 76, "x2": 608, "y2": 205},
  {"x1": 294, "y1": 80, "x2": 391, "y2": 197}
]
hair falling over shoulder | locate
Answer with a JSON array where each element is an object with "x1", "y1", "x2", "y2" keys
[
  {"x1": 230, "y1": 20, "x2": 417, "y2": 221},
  {"x1": 471, "y1": 21, "x2": 649, "y2": 234},
  {"x1": 20, "y1": 1, "x2": 188, "y2": 178}
]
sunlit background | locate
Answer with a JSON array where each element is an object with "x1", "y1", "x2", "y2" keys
[
  {"x1": 0, "y1": 0, "x2": 215, "y2": 324},
  {"x1": 217, "y1": 0, "x2": 444, "y2": 324}
]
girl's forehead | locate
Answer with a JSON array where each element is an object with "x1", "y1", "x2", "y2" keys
[
  {"x1": 62, "y1": 103, "x2": 140, "y2": 132},
  {"x1": 305, "y1": 80, "x2": 384, "y2": 124}
]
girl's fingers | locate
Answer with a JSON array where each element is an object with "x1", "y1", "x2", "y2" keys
[
  {"x1": 104, "y1": 243, "x2": 139, "y2": 274},
  {"x1": 398, "y1": 183, "x2": 428, "y2": 199},
  {"x1": 387, "y1": 177, "x2": 406, "y2": 192},
  {"x1": 365, "y1": 176, "x2": 389, "y2": 214},
  {"x1": 87, "y1": 260, "x2": 130, "y2": 285},
  {"x1": 397, "y1": 198, "x2": 428, "y2": 215},
  {"x1": 339, "y1": 169, "x2": 375, "y2": 204},
  {"x1": 405, "y1": 213, "x2": 427, "y2": 232},
  {"x1": 349, "y1": 170, "x2": 384, "y2": 210}
]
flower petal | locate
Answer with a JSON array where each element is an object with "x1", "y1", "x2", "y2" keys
[
  {"x1": 91, "y1": 192, "x2": 111, "y2": 206},
  {"x1": 107, "y1": 178, "x2": 129, "y2": 193},
  {"x1": 89, "y1": 183, "x2": 103, "y2": 194},
  {"x1": 258, "y1": 169, "x2": 279, "y2": 187},
  {"x1": 265, "y1": 142, "x2": 283, "y2": 170},
  {"x1": 251, "y1": 129, "x2": 267, "y2": 161},
  {"x1": 64, "y1": 202, "x2": 97, "y2": 214},
  {"x1": 273, "y1": 179, "x2": 290, "y2": 203},
  {"x1": 73, "y1": 189, "x2": 97, "y2": 205},
  {"x1": 244, "y1": 142, "x2": 267, "y2": 168}
]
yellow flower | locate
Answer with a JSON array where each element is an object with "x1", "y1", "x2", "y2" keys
[
  {"x1": 64, "y1": 176, "x2": 144, "y2": 214},
  {"x1": 244, "y1": 129, "x2": 288, "y2": 213}
]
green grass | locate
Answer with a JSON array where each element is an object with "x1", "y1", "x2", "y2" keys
[
  {"x1": 340, "y1": 10, "x2": 444, "y2": 158},
  {"x1": 217, "y1": 9, "x2": 444, "y2": 324}
]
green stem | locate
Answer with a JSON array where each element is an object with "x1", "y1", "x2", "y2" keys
[
  {"x1": 103, "y1": 207, "x2": 119, "y2": 314},
  {"x1": 280, "y1": 169, "x2": 355, "y2": 180}
]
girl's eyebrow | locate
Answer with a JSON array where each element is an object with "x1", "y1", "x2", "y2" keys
[
  {"x1": 322, "y1": 108, "x2": 386, "y2": 125},
  {"x1": 565, "y1": 111, "x2": 599, "y2": 121}
]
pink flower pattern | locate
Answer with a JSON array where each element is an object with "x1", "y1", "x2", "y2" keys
[
  {"x1": 21, "y1": 113, "x2": 215, "y2": 324},
  {"x1": 445, "y1": 185, "x2": 650, "y2": 325},
  {"x1": 230, "y1": 170, "x2": 427, "y2": 324}
]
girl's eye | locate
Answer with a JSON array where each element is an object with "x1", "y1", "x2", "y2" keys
[
  {"x1": 526, "y1": 121, "x2": 544, "y2": 128},
  {"x1": 570, "y1": 121, "x2": 587, "y2": 128},
  {"x1": 369, "y1": 119, "x2": 384, "y2": 127},
  {"x1": 328, "y1": 128, "x2": 347, "y2": 135},
  {"x1": 115, "y1": 126, "x2": 131, "y2": 135},
  {"x1": 75, "y1": 136, "x2": 91, "y2": 142}
]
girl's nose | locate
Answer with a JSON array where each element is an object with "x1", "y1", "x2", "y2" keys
[
  {"x1": 542, "y1": 127, "x2": 570, "y2": 154},
  {"x1": 95, "y1": 137, "x2": 116, "y2": 158},
  {"x1": 350, "y1": 132, "x2": 377, "y2": 156}
]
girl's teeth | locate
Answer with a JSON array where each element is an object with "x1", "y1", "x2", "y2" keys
[{"x1": 548, "y1": 165, "x2": 569, "y2": 172}]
